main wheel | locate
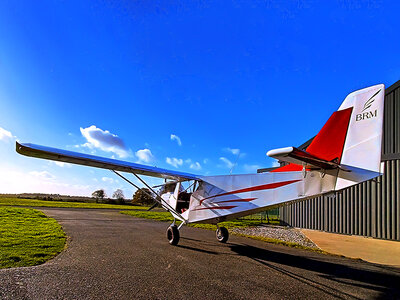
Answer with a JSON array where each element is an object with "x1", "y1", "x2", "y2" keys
[
  {"x1": 166, "y1": 225, "x2": 180, "y2": 245},
  {"x1": 216, "y1": 227, "x2": 229, "y2": 243}
]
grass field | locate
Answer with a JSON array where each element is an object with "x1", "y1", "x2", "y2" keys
[
  {"x1": 0, "y1": 207, "x2": 66, "y2": 269},
  {"x1": 0, "y1": 197, "x2": 145, "y2": 210}
]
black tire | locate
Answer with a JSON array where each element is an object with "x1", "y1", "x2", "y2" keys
[
  {"x1": 216, "y1": 227, "x2": 229, "y2": 243},
  {"x1": 166, "y1": 225, "x2": 180, "y2": 245}
]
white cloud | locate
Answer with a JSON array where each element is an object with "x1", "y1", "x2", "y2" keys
[
  {"x1": 0, "y1": 127, "x2": 14, "y2": 142},
  {"x1": 102, "y1": 177, "x2": 114, "y2": 184},
  {"x1": 170, "y1": 134, "x2": 182, "y2": 146},
  {"x1": 190, "y1": 162, "x2": 201, "y2": 170},
  {"x1": 225, "y1": 147, "x2": 240, "y2": 155},
  {"x1": 135, "y1": 149, "x2": 154, "y2": 163},
  {"x1": 219, "y1": 157, "x2": 234, "y2": 169},
  {"x1": 51, "y1": 161, "x2": 72, "y2": 168},
  {"x1": 29, "y1": 171, "x2": 55, "y2": 180},
  {"x1": 243, "y1": 164, "x2": 261, "y2": 173},
  {"x1": 203, "y1": 158, "x2": 209, "y2": 164},
  {"x1": 80, "y1": 125, "x2": 129, "y2": 158},
  {"x1": 166, "y1": 157, "x2": 183, "y2": 168}
]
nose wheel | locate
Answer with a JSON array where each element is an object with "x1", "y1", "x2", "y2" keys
[{"x1": 216, "y1": 226, "x2": 229, "y2": 243}]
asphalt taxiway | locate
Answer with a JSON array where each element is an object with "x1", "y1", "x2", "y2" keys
[{"x1": 1, "y1": 208, "x2": 399, "y2": 299}]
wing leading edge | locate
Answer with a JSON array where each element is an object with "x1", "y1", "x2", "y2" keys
[{"x1": 16, "y1": 142, "x2": 199, "y2": 181}]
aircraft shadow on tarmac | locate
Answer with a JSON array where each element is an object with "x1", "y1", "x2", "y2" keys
[{"x1": 229, "y1": 244, "x2": 400, "y2": 298}]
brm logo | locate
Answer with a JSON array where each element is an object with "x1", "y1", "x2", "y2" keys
[
  {"x1": 356, "y1": 110, "x2": 377, "y2": 121},
  {"x1": 355, "y1": 89, "x2": 381, "y2": 122}
]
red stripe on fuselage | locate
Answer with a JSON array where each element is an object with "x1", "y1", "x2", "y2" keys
[
  {"x1": 214, "y1": 198, "x2": 257, "y2": 204},
  {"x1": 193, "y1": 205, "x2": 237, "y2": 211},
  {"x1": 199, "y1": 179, "x2": 300, "y2": 205}
]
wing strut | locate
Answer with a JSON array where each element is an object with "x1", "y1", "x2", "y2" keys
[{"x1": 111, "y1": 170, "x2": 186, "y2": 222}]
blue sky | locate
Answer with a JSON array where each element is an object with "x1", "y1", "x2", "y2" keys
[{"x1": 0, "y1": 1, "x2": 399, "y2": 197}]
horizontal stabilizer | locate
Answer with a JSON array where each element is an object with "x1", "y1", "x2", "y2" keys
[
  {"x1": 267, "y1": 147, "x2": 341, "y2": 170},
  {"x1": 16, "y1": 142, "x2": 199, "y2": 181}
]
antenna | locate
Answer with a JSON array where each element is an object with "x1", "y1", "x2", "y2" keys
[{"x1": 229, "y1": 150, "x2": 241, "y2": 175}]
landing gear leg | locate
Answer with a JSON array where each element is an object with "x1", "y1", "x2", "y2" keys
[
  {"x1": 216, "y1": 226, "x2": 229, "y2": 243},
  {"x1": 167, "y1": 219, "x2": 180, "y2": 245}
]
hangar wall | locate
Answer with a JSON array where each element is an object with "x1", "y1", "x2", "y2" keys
[{"x1": 278, "y1": 80, "x2": 400, "y2": 241}]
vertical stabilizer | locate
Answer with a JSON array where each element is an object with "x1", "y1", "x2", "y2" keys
[{"x1": 335, "y1": 84, "x2": 385, "y2": 189}]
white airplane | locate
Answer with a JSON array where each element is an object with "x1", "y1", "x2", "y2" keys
[{"x1": 16, "y1": 84, "x2": 385, "y2": 245}]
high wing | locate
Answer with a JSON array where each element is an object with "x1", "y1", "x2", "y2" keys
[
  {"x1": 267, "y1": 146, "x2": 340, "y2": 170},
  {"x1": 16, "y1": 142, "x2": 199, "y2": 181}
]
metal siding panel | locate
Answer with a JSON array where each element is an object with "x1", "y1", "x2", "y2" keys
[
  {"x1": 293, "y1": 202, "x2": 296, "y2": 227},
  {"x1": 337, "y1": 193, "x2": 343, "y2": 233},
  {"x1": 391, "y1": 160, "x2": 396, "y2": 239},
  {"x1": 299, "y1": 201, "x2": 301, "y2": 227},
  {"x1": 390, "y1": 93, "x2": 395, "y2": 153},
  {"x1": 359, "y1": 184, "x2": 363, "y2": 235},
  {"x1": 329, "y1": 195, "x2": 332, "y2": 232},
  {"x1": 311, "y1": 198, "x2": 314, "y2": 229},
  {"x1": 346, "y1": 189, "x2": 351, "y2": 234},
  {"x1": 322, "y1": 196, "x2": 325, "y2": 230},
  {"x1": 366, "y1": 181, "x2": 371, "y2": 237},
  {"x1": 318, "y1": 197, "x2": 320, "y2": 229},
  {"x1": 332, "y1": 195, "x2": 335, "y2": 232},
  {"x1": 363, "y1": 182, "x2": 367, "y2": 236},
  {"x1": 333, "y1": 195, "x2": 336, "y2": 232},
  {"x1": 341, "y1": 192, "x2": 345, "y2": 234},
  {"x1": 324, "y1": 197, "x2": 328, "y2": 231},
  {"x1": 351, "y1": 186, "x2": 355, "y2": 235},
  {"x1": 386, "y1": 161, "x2": 391, "y2": 239},
  {"x1": 397, "y1": 160, "x2": 400, "y2": 240},
  {"x1": 383, "y1": 93, "x2": 389, "y2": 154},
  {"x1": 382, "y1": 162, "x2": 387, "y2": 239},
  {"x1": 321, "y1": 196, "x2": 324, "y2": 231},
  {"x1": 300, "y1": 201, "x2": 303, "y2": 228},
  {"x1": 377, "y1": 173, "x2": 382, "y2": 238},
  {"x1": 395, "y1": 89, "x2": 400, "y2": 153},
  {"x1": 371, "y1": 178, "x2": 377, "y2": 238},
  {"x1": 327, "y1": 196, "x2": 330, "y2": 232},
  {"x1": 317, "y1": 197, "x2": 320, "y2": 230}
]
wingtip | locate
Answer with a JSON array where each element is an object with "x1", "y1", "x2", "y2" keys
[{"x1": 15, "y1": 141, "x2": 22, "y2": 154}]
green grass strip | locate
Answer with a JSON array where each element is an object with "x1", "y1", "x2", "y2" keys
[
  {"x1": 0, "y1": 207, "x2": 66, "y2": 269},
  {"x1": 0, "y1": 198, "x2": 144, "y2": 210}
]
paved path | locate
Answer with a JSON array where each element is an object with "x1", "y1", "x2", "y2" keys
[
  {"x1": 302, "y1": 229, "x2": 400, "y2": 267},
  {"x1": 1, "y1": 208, "x2": 400, "y2": 299}
]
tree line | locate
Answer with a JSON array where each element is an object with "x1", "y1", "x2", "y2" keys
[{"x1": 91, "y1": 188, "x2": 155, "y2": 205}]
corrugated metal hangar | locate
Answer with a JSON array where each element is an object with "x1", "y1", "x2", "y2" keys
[{"x1": 261, "y1": 80, "x2": 400, "y2": 241}]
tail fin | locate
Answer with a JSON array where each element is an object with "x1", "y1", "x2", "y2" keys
[{"x1": 306, "y1": 84, "x2": 385, "y2": 189}]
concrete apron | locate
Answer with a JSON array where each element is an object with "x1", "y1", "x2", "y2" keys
[{"x1": 301, "y1": 229, "x2": 400, "y2": 268}]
